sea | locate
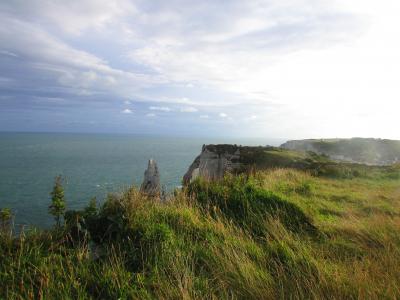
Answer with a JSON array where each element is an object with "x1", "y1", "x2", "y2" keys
[{"x1": 0, "y1": 132, "x2": 284, "y2": 228}]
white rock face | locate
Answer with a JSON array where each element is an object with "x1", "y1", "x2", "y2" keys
[
  {"x1": 183, "y1": 145, "x2": 241, "y2": 184},
  {"x1": 140, "y1": 159, "x2": 161, "y2": 196}
]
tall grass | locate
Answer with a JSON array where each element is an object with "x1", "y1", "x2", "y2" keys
[{"x1": 1, "y1": 168, "x2": 399, "y2": 299}]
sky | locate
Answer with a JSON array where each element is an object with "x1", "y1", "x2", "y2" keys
[{"x1": 0, "y1": 0, "x2": 399, "y2": 139}]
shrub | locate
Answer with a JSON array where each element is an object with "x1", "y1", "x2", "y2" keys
[
  {"x1": 49, "y1": 175, "x2": 66, "y2": 227},
  {"x1": 0, "y1": 208, "x2": 12, "y2": 236}
]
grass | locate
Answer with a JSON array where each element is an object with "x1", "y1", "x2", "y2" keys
[
  {"x1": 237, "y1": 146, "x2": 396, "y2": 180},
  {"x1": 1, "y1": 165, "x2": 399, "y2": 299},
  {"x1": 282, "y1": 138, "x2": 400, "y2": 165}
]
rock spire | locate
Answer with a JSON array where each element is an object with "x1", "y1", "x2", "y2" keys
[{"x1": 140, "y1": 159, "x2": 161, "y2": 197}]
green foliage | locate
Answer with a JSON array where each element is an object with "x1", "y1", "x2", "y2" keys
[
  {"x1": 241, "y1": 147, "x2": 400, "y2": 180},
  {"x1": 295, "y1": 180, "x2": 314, "y2": 196},
  {"x1": 49, "y1": 175, "x2": 66, "y2": 227},
  {"x1": 84, "y1": 197, "x2": 97, "y2": 217},
  {"x1": 187, "y1": 175, "x2": 317, "y2": 236},
  {"x1": 0, "y1": 208, "x2": 12, "y2": 235},
  {"x1": 286, "y1": 138, "x2": 400, "y2": 165},
  {"x1": 0, "y1": 208, "x2": 12, "y2": 224},
  {"x1": 1, "y1": 167, "x2": 400, "y2": 299}
]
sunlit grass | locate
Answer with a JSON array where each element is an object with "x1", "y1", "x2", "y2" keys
[{"x1": 1, "y1": 167, "x2": 399, "y2": 299}]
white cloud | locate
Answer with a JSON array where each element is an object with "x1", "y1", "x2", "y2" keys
[
  {"x1": 1, "y1": 0, "x2": 400, "y2": 138},
  {"x1": 0, "y1": 13, "x2": 162, "y2": 99},
  {"x1": 124, "y1": 100, "x2": 132, "y2": 105},
  {"x1": 149, "y1": 106, "x2": 171, "y2": 112},
  {"x1": 128, "y1": 1, "x2": 364, "y2": 99},
  {"x1": 0, "y1": 50, "x2": 18, "y2": 57},
  {"x1": 200, "y1": 115, "x2": 209, "y2": 119},
  {"x1": 180, "y1": 106, "x2": 198, "y2": 113},
  {"x1": 121, "y1": 108, "x2": 132, "y2": 114},
  {"x1": 146, "y1": 113, "x2": 156, "y2": 117},
  {"x1": 0, "y1": 0, "x2": 137, "y2": 36},
  {"x1": 242, "y1": 115, "x2": 258, "y2": 123}
]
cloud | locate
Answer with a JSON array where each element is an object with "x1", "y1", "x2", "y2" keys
[
  {"x1": 146, "y1": 113, "x2": 156, "y2": 117},
  {"x1": 121, "y1": 108, "x2": 132, "y2": 114},
  {"x1": 200, "y1": 115, "x2": 209, "y2": 119},
  {"x1": 128, "y1": 1, "x2": 364, "y2": 101},
  {"x1": 0, "y1": 1, "x2": 364, "y2": 110},
  {"x1": 180, "y1": 106, "x2": 198, "y2": 113},
  {"x1": 0, "y1": 50, "x2": 18, "y2": 57},
  {"x1": 2, "y1": 0, "x2": 399, "y2": 138},
  {"x1": 0, "y1": 0, "x2": 137, "y2": 36},
  {"x1": 0, "y1": 11, "x2": 163, "y2": 104},
  {"x1": 149, "y1": 106, "x2": 171, "y2": 112}
]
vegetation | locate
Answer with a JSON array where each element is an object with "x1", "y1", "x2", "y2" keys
[
  {"x1": 281, "y1": 138, "x2": 400, "y2": 165},
  {"x1": 0, "y1": 160, "x2": 399, "y2": 299},
  {"x1": 0, "y1": 208, "x2": 12, "y2": 235},
  {"x1": 238, "y1": 146, "x2": 398, "y2": 180},
  {"x1": 48, "y1": 175, "x2": 66, "y2": 227}
]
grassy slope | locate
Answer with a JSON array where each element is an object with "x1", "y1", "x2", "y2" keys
[
  {"x1": 282, "y1": 138, "x2": 400, "y2": 165},
  {"x1": 1, "y1": 151, "x2": 399, "y2": 299},
  {"x1": 239, "y1": 146, "x2": 398, "y2": 179}
]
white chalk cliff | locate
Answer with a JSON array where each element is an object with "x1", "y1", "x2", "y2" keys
[
  {"x1": 140, "y1": 159, "x2": 161, "y2": 196},
  {"x1": 183, "y1": 145, "x2": 241, "y2": 184}
]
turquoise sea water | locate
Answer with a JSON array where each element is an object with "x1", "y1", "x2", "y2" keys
[{"x1": 0, "y1": 133, "x2": 284, "y2": 228}]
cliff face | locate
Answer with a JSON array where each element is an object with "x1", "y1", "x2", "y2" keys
[
  {"x1": 182, "y1": 143, "x2": 323, "y2": 184},
  {"x1": 281, "y1": 138, "x2": 400, "y2": 166},
  {"x1": 183, "y1": 141, "x2": 400, "y2": 184},
  {"x1": 182, "y1": 144, "x2": 312, "y2": 184},
  {"x1": 183, "y1": 144, "x2": 241, "y2": 184}
]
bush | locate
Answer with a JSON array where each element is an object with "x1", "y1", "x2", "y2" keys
[{"x1": 49, "y1": 175, "x2": 66, "y2": 227}]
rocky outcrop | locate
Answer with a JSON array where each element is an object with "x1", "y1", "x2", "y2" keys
[
  {"x1": 140, "y1": 159, "x2": 161, "y2": 197},
  {"x1": 183, "y1": 141, "x2": 400, "y2": 185},
  {"x1": 281, "y1": 138, "x2": 400, "y2": 166},
  {"x1": 183, "y1": 144, "x2": 241, "y2": 184}
]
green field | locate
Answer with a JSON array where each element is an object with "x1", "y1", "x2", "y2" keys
[{"x1": 1, "y1": 151, "x2": 399, "y2": 299}]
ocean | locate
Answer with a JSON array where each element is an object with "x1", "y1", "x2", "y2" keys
[{"x1": 0, "y1": 132, "x2": 284, "y2": 228}]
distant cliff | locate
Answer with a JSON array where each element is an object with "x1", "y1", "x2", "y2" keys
[
  {"x1": 183, "y1": 143, "x2": 394, "y2": 184},
  {"x1": 281, "y1": 138, "x2": 400, "y2": 166}
]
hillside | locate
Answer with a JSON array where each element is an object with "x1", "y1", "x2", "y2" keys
[
  {"x1": 281, "y1": 138, "x2": 400, "y2": 165},
  {"x1": 1, "y1": 146, "x2": 400, "y2": 299},
  {"x1": 183, "y1": 144, "x2": 397, "y2": 184}
]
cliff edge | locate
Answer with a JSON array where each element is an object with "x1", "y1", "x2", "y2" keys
[
  {"x1": 183, "y1": 144, "x2": 323, "y2": 184},
  {"x1": 183, "y1": 143, "x2": 399, "y2": 184},
  {"x1": 183, "y1": 144, "x2": 241, "y2": 184},
  {"x1": 281, "y1": 138, "x2": 400, "y2": 165}
]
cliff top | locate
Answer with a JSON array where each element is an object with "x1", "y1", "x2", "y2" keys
[
  {"x1": 281, "y1": 138, "x2": 400, "y2": 165},
  {"x1": 185, "y1": 143, "x2": 399, "y2": 184}
]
